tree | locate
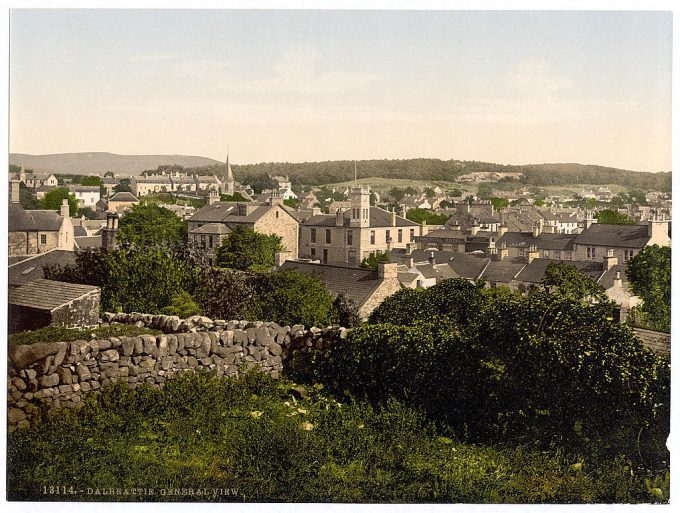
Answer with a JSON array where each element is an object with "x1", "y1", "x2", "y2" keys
[
  {"x1": 404, "y1": 186, "x2": 418, "y2": 196},
  {"x1": 406, "y1": 208, "x2": 449, "y2": 225},
  {"x1": 161, "y1": 291, "x2": 202, "y2": 318},
  {"x1": 595, "y1": 209, "x2": 635, "y2": 225},
  {"x1": 246, "y1": 174, "x2": 278, "y2": 194},
  {"x1": 449, "y1": 188, "x2": 463, "y2": 197},
  {"x1": 193, "y1": 268, "x2": 256, "y2": 320},
  {"x1": 78, "y1": 207, "x2": 97, "y2": 220},
  {"x1": 439, "y1": 200, "x2": 455, "y2": 209},
  {"x1": 117, "y1": 204, "x2": 187, "y2": 246},
  {"x1": 626, "y1": 245, "x2": 671, "y2": 332},
  {"x1": 44, "y1": 245, "x2": 196, "y2": 314},
  {"x1": 534, "y1": 198, "x2": 545, "y2": 206},
  {"x1": 332, "y1": 293, "x2": 361, "y2": 327},
  {"x1": 221, "y1": 192, "x2": 250, "y2": 202},
  {"x1": 541, "y1": 262, "x2": 609, "y2": 303},
  {"x1": 114, "y1": 179, "x2": 132, "y2": 194},
  {"x1": 18, "y1": 182, "x2": 40, "y2": 209},
  {"x1": 283, "y1": 197, "x2": 299, "y2": 209},
  {"x1": 80, "y1": 176, "x2": 103, "y2": 186},
  {"x1": 216, "y1": 225, "x2": 282, "y2": 272},
  {"x1": 490, "y1": 197, "x2": 509, "y2": 210},
  {"x1": 423, "y1": 187, "x2": 436, "y2": 199},
  {"x1": 250, "y1": 271, "x2": 337, "y2": 327},
  {"x1": 40, "y1": 188, "x2": 78, "y2": 216},
  {"x1": 389, "y1": 187, "x2": 405, "y2": 202},
  {"x1": 360, "y1": 251, "x2": 390, "y2": 269}
]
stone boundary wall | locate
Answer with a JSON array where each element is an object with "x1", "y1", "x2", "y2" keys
[
  {"x1": 633, "y1": 328, "x2": 671, "y2": 357},
  {"x1": 7, "y1": 314, "x2": 349, "y2": 431}
]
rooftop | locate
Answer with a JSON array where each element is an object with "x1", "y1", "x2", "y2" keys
[{"x1": 9, "y1": 278, "x2": 99, "y2": 311}]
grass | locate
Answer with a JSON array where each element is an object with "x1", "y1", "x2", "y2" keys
[
  {"x1": 7, "y1": 371, "x2": 664, "y2": 503},
  {"x1": 8, "y1": 324, "x2": 162, "y2": 348}
]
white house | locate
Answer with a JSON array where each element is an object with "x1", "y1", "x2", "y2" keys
[{"x1": 70, "y1": 185, "x2": 101, "y2": 209}]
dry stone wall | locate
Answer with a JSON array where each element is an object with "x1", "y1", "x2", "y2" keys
[{"x1": 7, "y1": 313, "x2": 349, "y2": 431}]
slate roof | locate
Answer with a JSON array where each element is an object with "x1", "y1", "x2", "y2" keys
[
  {"x1": 109, "y1": 192, "x2": 139, "y2": 202},
  {"x1": 597, "y1": 264, "x2": 630, "y2": 290},
  {"x1": 73, "y1": 226, "x2": 88, "y2": 236},
  {"x1": 446, "y1": 253, "x2": 490, "y2": 280},
  {"x1": 480, "y1": 258, "x2": 526, "y2": 284},
  {"x1": 9, "y1": 203, "x2": 65, "y2": 232},
  {"x1": 574, "y1": 224, "x2": 651, "y2": 249},
  {"x1": 133, "y1": 176, "x2": 172, "y2": 183},
  {"x1": 302, "y1": 207, "x2": 419, "y2": 228},
  {"x1": 414, "y1": 262, "x2": 440, "y2": 280},
  {"x1": 9, "y1": 278, "x2": 99, "y2": 311},
  {"x1": 70, "y1": 185, "x2": 100, "y2": 193},
  {"x1": 417, "y1": 229, "x2": 467, "y2": 241},
  {"x1": 8, "y1": 249, "x2": 78, "y2": 287},
  {"x1": 190, "y1": 223, "x2": 232, "y2": 235},
  {"x1": 496, "y1": 232, "x2": 577, "y2": 251},
  {"x1": 74, "y1": 236, "x2": 103, "y2": 250},
  {"x1": 279, "y1": 261, "x2": 382, "y2": 308},
  {"x1": 514, "y1": 258, "x2": 604, "y2": 284}
]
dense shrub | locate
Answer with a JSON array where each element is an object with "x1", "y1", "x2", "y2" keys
[
  {"x1": 7, "y1": 372, "x2": 662, "y2": 503},
  {"x1": 301, "y1": 279, "x2": 670, "y2": 470}
]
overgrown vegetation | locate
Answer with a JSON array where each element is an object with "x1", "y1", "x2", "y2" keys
[
  {"x1": 626, "y1": 245, "x2": 671, "y2": 332},
  {"x1": 8, "y1": 324, "x2": 161, "y2": 348},
  {"x1": 7, "y1": 371, "x2": 665, "y2": 503},
  {"x1": 291, "y1": 277, "x2": 670, "y2": 481},
  {"x1": 406, "y1": 208, "x2": 449, "y2": 225}
]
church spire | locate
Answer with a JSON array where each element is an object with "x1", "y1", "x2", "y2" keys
[{"x1": 224, "y1": 150, "x2": 235, "y2": 195}]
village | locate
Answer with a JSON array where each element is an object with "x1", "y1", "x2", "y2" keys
[{"x1": 7, "y1": 157, "x2": 672, "y2": 329}]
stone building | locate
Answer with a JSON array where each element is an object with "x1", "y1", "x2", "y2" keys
[
  {"x1": 299, "y1": 186, "x2": 424, "y2": 266},
  {"x1": 130, "y1": 175, "x2": 173, "y2": 196},
  {"x1": 8, "y1": 278, "x2": 101, "y2": 334},
  {"x1": 279, "y1": 260, "x2": 401, "y2": 319},
  {"x1": 8, "y1": 182, "x2": 75, "y2": 256},
  {"x1": 188, "y1": 194, "x2": 299, "y2": 259},
  {"x1": 572, "y1": 218, "x2": 670, "y2": 263},
  {"x1": 70, "y1": 185, "x2": 101, "y2": 209},
  {"x1": 106, "y1": 191, "x2": 139, "y2": 213}
]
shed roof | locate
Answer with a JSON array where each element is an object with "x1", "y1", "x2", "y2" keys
[{"x1": 9, "y1": 278, "x2": 99, "y2": 311}]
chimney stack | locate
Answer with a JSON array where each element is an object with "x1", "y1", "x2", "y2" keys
[
  {"x1": 60, "y1": 198, "x2": 70, "y2": 218},
  {"x1": 102, "y1": 212, "x2": 120, "y2": 250},
  {"x1": 335, "y1": 209, "x2": 344, "y2": 227},
  {"x1": 407, "y1": 256, "x2": 414, "y2": 268},
  {"x1": 391, "y1": 209, "x2": 397, "y2": 227},
  {"x1": 603, "y1": 248, "x2": 618, "y2": 271},
  {"x1": 497, "y1": 242, "x2": 509, "y2": 261},
  {"x1": 470, "y1": 221, "x2": 480, "y2": 236},
  {"x1": 378, "y1": 261, "x2": 398, "y2": 279},
  {"x1": 406, "y1": 243, "x2": 414, "y2": 255},
  {"x1": 527, "y1": 244, "x2": 539, "y2": 264},
  {"x1": 428, "y1": 251, "x2": 436, "y2": 266},
  {"x1": 208, "y1": 189, "x2": 220, "y2": 206}
]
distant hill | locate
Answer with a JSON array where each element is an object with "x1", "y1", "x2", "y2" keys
[{"x1": 9, "y1": 152, "x2": 222, "y2": 175}]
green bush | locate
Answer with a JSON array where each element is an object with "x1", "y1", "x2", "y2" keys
[{"x1": 7, "y1": 371, "x2": 661, "y2": 503}]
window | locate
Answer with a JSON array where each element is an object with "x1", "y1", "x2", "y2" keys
[
  {"x1": 311, "y1": 229, "x2": 316, "y2": 243},
  {"x1": 347, "y1": 230, "x2": 353, "y2": 246},
  {"x1": 311, "y1": 248, "x2": 316, "y2": 257},
  {"x1": 410, "y1": 229, "x2": 415, "y2": 242},
  {"x1": 325, "y1": 229, "x2": 331, "y2": 244},
  {"x1": 276, "y1": 211, "x2": 279, "y2": 219},
  {"x1": 40, "y1": 234, "x2": 47, "y2": 245},
  {"x1": 386, "y1": 230, "x2": 391, "y2": 243},
  {"x1": 323, "y1": 249, "x2": 328, "y2": 263},
  {"x1": 370, "y1": 230, "x2": 375, "y2": 245},
  {"x1": 624, "y1": 250, "x2": 635, "y2": 262},
  {"x1": 398, "y1": 229, "x2": 403, "y2": 243},
  {"x1": 586, "y1": 247, "x2": 596, "y2": 259}
]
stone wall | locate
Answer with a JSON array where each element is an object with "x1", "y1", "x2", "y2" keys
[{"x1": 7, "y1": 314, "x2": 348, "y2": 431}]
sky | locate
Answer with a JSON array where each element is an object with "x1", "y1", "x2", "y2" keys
[{"x1": 8, "y1": 9, "x2": 673, "y2": 171}]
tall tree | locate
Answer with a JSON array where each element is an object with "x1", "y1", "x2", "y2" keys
[
  {"x1": 117, "y1": 204, "x2": 187, "y2": 246},
  {"x1": 215, "y1": 225, "x2": 282, "y2": 272},
  {"x1": 626, "y1": 245, "x2": 671, "y2": 332},
  {"x1": 596, "y1": 209, "x2": 635, "y2": 225},
  {"x1": 40, "y1": 188, "x2": 78, "y2": 216}
]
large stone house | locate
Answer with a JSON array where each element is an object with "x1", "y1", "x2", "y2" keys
[
  {"x1": 188, "y1": 195, "x2": 299, "y2": 259},
  {"x1": 299, "y1": 186, "x2": 425, "y2": 266},
  {"x1": 130, "y1": 175, "x2": 173, "y2": 196},
  {"x1": 70, "y1": 185, "x2": 101, "y2": 209},
  {"x1": 572, "y1": 218, "x2": 670, "y2": 263},
  {"x1": 9, "y1": 182, "x2": 75, "y2": 256}
]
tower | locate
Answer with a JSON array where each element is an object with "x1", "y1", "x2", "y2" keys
[
  {"x1": 349, "y1": 186, "x2": 370, "y2": 228},
  {"x1": 224, "y1": 151, "x2": 235, "y2": 196}
]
